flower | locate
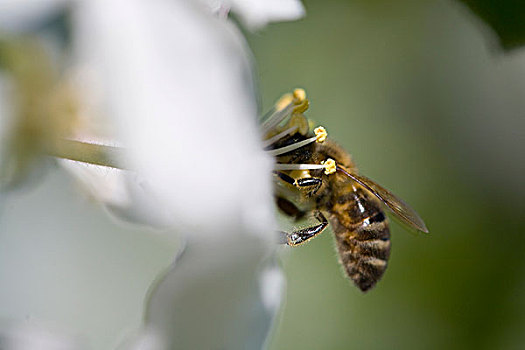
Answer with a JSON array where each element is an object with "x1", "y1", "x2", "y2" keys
[{"x1": 0, "y1": 0, "x2": 304, "y2": 348}]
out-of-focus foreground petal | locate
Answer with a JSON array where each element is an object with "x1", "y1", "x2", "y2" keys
[
  {"x1": 72, "y1": 0, "x2": 275, "y2": 237},
  {"x1": 0, "y1": 169, "x2": 179, "y2": 349},
  {"x1": 2, "y1": 1, "x2": 288, "y2": 348},
  {"x1": 121, "y1": 236, "x2": 285, "y2": 350},
  {"x1": 0, "y1": 0, "x2": 69, "y2": 32},
  {"x1": 61, "y1": 159, "x2": 182, "y2": 228},
  {"x1": 0, "y1": 321, "x2": 85, "y2": 350},
  {"x1": 228, "y1": 0, "x2": 305, "y2": 29},
  {"x1": 69, "y1": 1, "x2": 284, "y2": 348},
  {"x1": 198, "y1": 0, "x2": 305, "y2": 29}
]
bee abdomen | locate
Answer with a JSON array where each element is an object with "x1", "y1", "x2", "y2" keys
[{"x1": 331, "y1": 193, "x2": 391, "y2": 292}]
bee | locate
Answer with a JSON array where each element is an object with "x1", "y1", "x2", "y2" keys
[{"x1": 263, "y1": 89, "x2": 428, "y2": 292}]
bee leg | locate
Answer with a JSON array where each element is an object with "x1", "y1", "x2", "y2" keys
[
  {"x1": 296, "y1": 177, "x2": 323, "y2": 196},
  {"x1": 279, "y1": 211, "x2": 328, "y2": 246},
  {"x1": 274, "y1": 171, "x2": 323, "y2": 196}
]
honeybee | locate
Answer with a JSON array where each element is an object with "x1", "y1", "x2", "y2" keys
[{"x1": 264, "y1": 89, "x2": 428, "y2": 292}]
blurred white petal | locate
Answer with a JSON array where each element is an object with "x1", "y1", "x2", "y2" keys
[
  {"x1": 1, "y1": 1, "x2": 289, "y2": 348},
  {"x1": 229, "y1": 0, "x2": 305, "y2": 29},
  {"x1": 60, "y1": 160, "x2": 177, "y2": 228},
  {"x1": 0, "y1": 169, "x2": 179, "y2": 349},
  {"x1": 259, "y1": 262, "x2": 285, "y2": 313},
  {"x1": 136, "y1": 236, "x2": 283, "y2": 350},
  {"x1": 199, "y1": 0, "x2": 305, "y2": 29},
  {"x1": 73, "y1": 0, "x2": 275, "y2": 237},
  {"x1": 65, "y1": 2, "x2": 284, "y2": 347},
  {"x1": 0, "y1": 0, "x2": 69, "y2": 32},
  {"x1": 116, "y1": 327, "x2": 166, "y2": 350},
  {"x1": 0, "y1": 321, "x2": 85, "y2": 350},
  {"x1": 59, "y1": 161, "x2": 130, "y2": 208}
]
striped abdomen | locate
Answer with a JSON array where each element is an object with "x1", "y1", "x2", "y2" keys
[{"x1": 329, "y1": 184, "x2": 391, "y2": 292}]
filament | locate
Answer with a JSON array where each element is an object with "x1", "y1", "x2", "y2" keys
[
  {"x1": 261, "y1": 102, "x2": 294, "y2": 134},
  {"x1": 261, "y1": 88, "x2": 309, "y2": 134},
  {"x1": 274, "y1": 163, "x2": 326, "y2": 171},
  {"x1": 266, "y1": 136, "x2": 317, "y2": 156},
  {"x1": 262, "y1": 125, "x2": 298, "y2": 148}
]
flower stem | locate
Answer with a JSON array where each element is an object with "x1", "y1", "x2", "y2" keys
[{"x1": 47, "y1": 139, "x2": 127, "y2": 169}]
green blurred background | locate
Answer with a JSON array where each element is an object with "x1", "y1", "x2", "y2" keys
[{"x1": 246, "y1": 0, "x2": 525, "y2": 349}]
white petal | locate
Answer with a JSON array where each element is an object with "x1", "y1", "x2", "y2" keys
[
  {"x1": 0, "y1": 0, "x2": 69, "y2": 32},
  {"x1": 73, "y1": 0, "x2": 275, "y2": 238},
  {"x1": 0, "y1": 169, "x2": 179, "y2": 349},
  {"x1": 0, "y1": 321, "x2": 84, "y2": 350},
  {"x1": 131, "y1": 236, "x2": 283, "y2": 349},
  {"x1": 198, "y1": 0, "x2": 305, "y2": 29},
  {"x1": 259, "y1": 262, "x2": 285, "y2": 314},
  {"x1": 229, "y1": 0, "x2": 305, "y2": 29},
  {"x1": 61, "y1": 160, "x2": 179, "y2": 229}
]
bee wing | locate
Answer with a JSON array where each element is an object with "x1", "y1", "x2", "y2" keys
[{"x1": 338, "y1": 167, "x2": 429, "y2": 233}]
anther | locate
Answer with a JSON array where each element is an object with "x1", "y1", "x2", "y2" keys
[
  {"x1": 276, "y1": 93, "x2": 294, "y2": 111},
  {"x1": 322, "y1": 158, "x2": 336, "y2": 175},
  {"x1": 292, "y1": 88, "x2": 309, "y2": 113},
  {"x1": 293, "y1": 99, "x2": 309, "y2": 113},
  {"x1": 314, "y1": 126, "x2": 328, "y2": 143},
  {"x1": 293, "y1": 88, "x2": 306, "y2": 102},
  {"x1": 288, "y1": 114, "x2": 309, "y2": 135},
  {"x1": 261, "y1": 88, "x2": 309, "y2": 135}
]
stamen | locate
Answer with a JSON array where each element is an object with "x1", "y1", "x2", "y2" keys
[
  {"x1": 288, "y1": 114, "x2": 309, "y2": 135},
  {"x1": 259, "y1": 106, "x2": 276, "y2": 122},
  {"x1": 293, "y1": 88, "x2": 306, "y2": 102},
  {"x1": 266, "y1": 136, "x2": 317, "y2": 156},
  {"x1": 274, "y1": 159, "x2": 337, "y2": 176},
  {"x1": 262, "y1": 125, "x2": 298, "y2": 148},
  {"x1": 314, "y1": 126, "x2": 328, "y2": 143},
  {"x1": 261, "y1": 102, "x2": 294, "y2": 134},
  {"x1": 274, "y1": 164, "x2": 326, "y2": 171},
  {"x1": 261, "y1": 89, "x2": 310, "y2": 134},
  {"x1": 293, "y1": 99, "x2": 309, "y2": 113},
  {"x1": 276, "y1": 93, "x2": 294, "y2": 111},
  {"x1": 292, "y1": 88, "x2": 309, "y2": 113},
  {"x1": 322, "y1": 158, "x2": 336, "y2": 175}
]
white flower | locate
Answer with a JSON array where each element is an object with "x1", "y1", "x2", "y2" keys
[
  {"x1": 0, "y1": 0, "x2": 304, "y2": 349},
  {"x1": 200, "y1": 0, "x2": 305, "y2": 29}
]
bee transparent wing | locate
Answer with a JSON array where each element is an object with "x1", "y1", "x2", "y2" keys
[{"x1": 337, "y1": 167, "x2": 429, "y2": 233}]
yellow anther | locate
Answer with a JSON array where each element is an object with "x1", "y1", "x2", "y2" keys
[
  {"x1": 293, "y1": 98, "x2": 309, "y2": 113},
  {"x1": 275, "y1": 93, "x2": 293, "y2": 111},
  {"x1": 288, "y1": 114, "x2": 309, "y2": 135},
  {"x1": 322, "y1": 158, "x2": 336, "y2": 175},
  {"x1": 293, "y1": 88, "x2": 306, "y2": 102},
  {"x1": 314, "y1": 126, "x2": 328, "y2": 143}
]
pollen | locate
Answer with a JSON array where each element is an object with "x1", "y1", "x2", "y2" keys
[
  {"x1": 293, "y1": 88, "x2": 306, "y2": 102},
  {"x1": 291, "y1": 88, "x2": 309, "y2": 114},
  {"x1": 314, "y1": 126, "x2": 328, "y2": 143},
  {"x1": 322, "y1": 158, "x2": 336, "y2": 175}
]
